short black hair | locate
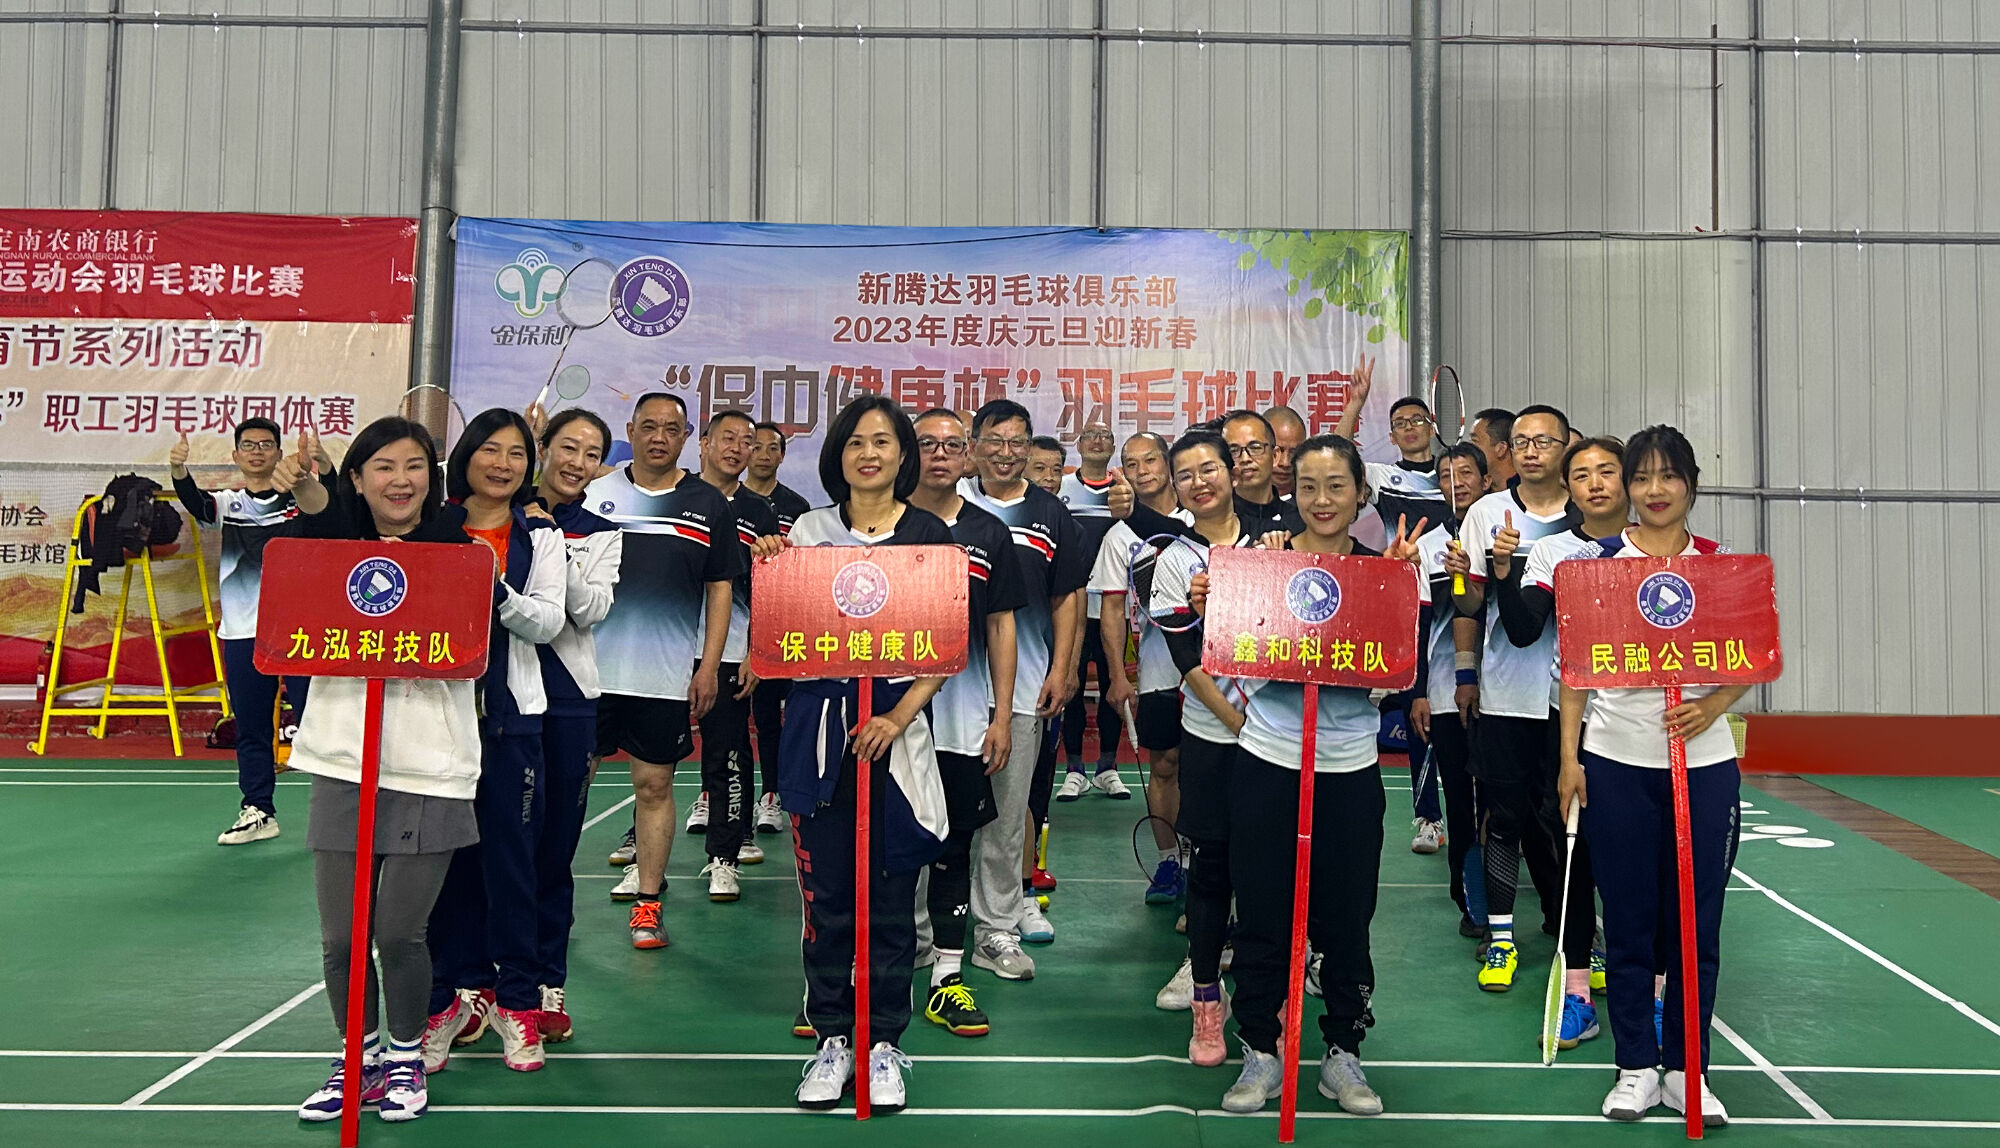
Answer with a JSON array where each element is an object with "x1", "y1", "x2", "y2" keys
[
  {"x1": 1472, "y1": 407, "x2": 1516, "y2": 443},
  {"x1": 539, "y1": 407, "x2": 613, "y2": 454},
  {"x1": 1289, "y1": 434, "x2": 1366, "y2": 487},
  {"x1": 447, "y1": 407, "x2": 537, "y2": 506},
  {"x1": 1389, "y1": 396, "x2": 1432, "y2": 418},
  {"x1": 1168, "y1": 428, "x2": 1231, "y2": 476},
  {"x1": 233, "y1": 417, "x2": 282, "y2": 447},
  {"x1": 335, "y1": 417, "x2": 442, "y2": 537},
  {"x1": 752, "y1": 420, "x2": 788, "y2": 450},
  {"x1": 1262, "y1": 405, "x2": 1306, "y2": 431},
  {"x1": 819, "y1": 395, "x2": 920, "y2": 503},
  {"x1": 1513, "y1": 403, "x2": 1571, "y2": 438},
  {"x1": 912, "y1": 408, "x2": 963, "y2": 427},
  {"x1": 1123, "y1": 431, "x2": 1170, "y2": 455},
  {"x1": 703, "y1": 409, "x2": 755, "y2": 437},
  {"x1": 1440, "y1": 441, "x2": 1489, "y2": 477},
  {"x1": 632, "y1": 392, "x2": 687, "y2": 422},
  {"x1": 1623, "y1": 424, "x2": 1701, "y2": 505},
  {"x1": 971, "y1": 398, "x2": 1033, "y2": 439},
  {"x1": 1560, "y1": 435, "x2": 1625, "y2": 483},
  {"x1": 1220, "y1": 409, "x2": 1274, "y2": 442},
  {"x1": 1030, "y1": 436, "x2": 1065, "y2": 460}
]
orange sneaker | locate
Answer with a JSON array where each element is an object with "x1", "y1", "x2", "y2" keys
[{"x1": 629, "y1": 899, "x2": 669, "y2": 949}]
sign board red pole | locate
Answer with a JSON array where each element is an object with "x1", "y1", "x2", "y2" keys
[
  {"x1": 1200, "y1": 547, "x2": 1421, "y2": 1142},
  {"x1": 254, "y1": 538, "x2": 495, "y2": 1148},
  {"x1": 1553, "y1": 554, "x2": 1783, "y2": 1141},
  {"x1": 748, "y1": 544, "x2": 969, "y2": 1121}
]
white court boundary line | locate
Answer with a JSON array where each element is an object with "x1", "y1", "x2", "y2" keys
[
  {"x1": 2, "y1": 1101, "x2": 1997, "y2": 1129},
  {"x1": 1711, "y1": 1015, "x2": 1833, "y2": 1122},
  {"x1": 1732, "y1": 865, "x2": 2000, "y2": 1038},
  {"x1": 119, "y1": 984, "x2": 325, "y2": 1107}
]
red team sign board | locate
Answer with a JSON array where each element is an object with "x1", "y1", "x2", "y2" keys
[
  {"x1": 1199, "y1": 548, "x2": 1423, "y2": 689},
  {"x1": 253, "y1": 538, "x2": 494, "y2": 679},
  {"x1": 748, "y1": 545, "x2": 971, "y2": 680},
  {"x1": 1554, "y1": 554, "x2": 1783, "y2": 689}
]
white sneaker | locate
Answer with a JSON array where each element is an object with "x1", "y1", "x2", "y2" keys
[
  {"x1": 608, "y1": 826, "x2": 636, "y2": 866},
  {"x1": 217, "y1": 806, "x2": 280, "y2": 846},
  {"x1": 1156, "y1": 957, "x2": 1195, "y2": 1010},
  {"x1": 1317, "y1": 1048, "x2": 1383, "y2": 1115},
  {"x1": 755, "y1": 791, "x2": 786, "y2": 834},
  {"x1": 1221, "y1": 1045, "x2": 1284, "y2": 1113},
  {"x1": 703, "y1": 859, "x2": 741, "y2": 902},
  {"x1": 1662, "y1": 1069, "x2": 1728, "y2": 1127},
  {"x1": 492, "y1": 1005, "x2": 546, "y2": 1072},
  {"x1": 1091, "y1": 769, "x2": 1133, "y2": 799},
  {"x1": 869, "y1": 1042, "x2": 913, "y2": 1112},
  {"x1": 1055, "y1": 771, "x2": 1091, "y2": 802},
  {"x1": 797, "y1": 1036, "x2": 855, "y2": 1109},
  {"x1": 1018, "y1": 898, "x2": 1054, "y2": 944},
  {"x1": 419, "y1": 991, "x2": 477, "y2": 1073},
  {"x1": 1411, "y1": 819, "x2": 1444, "y2": 854},
  {"x1": 972, "y1": 933, "x2": 1036, "y2": 980},
  {"x1": 685, "y1": 793, "x2": 709, "y2": 833},
  {"x1": 738, "y1": 839, "x2": 766, "y2": 864},
  {"x1": 1602, "y1": 1067, "x2": 1663, "y2": 1121},
  {"x1": 610, "y1": 863, "x2": 641, "y2": 901},
  {"x1": 376, "y1": 1058, "x2": 427, "y2": 1122}
]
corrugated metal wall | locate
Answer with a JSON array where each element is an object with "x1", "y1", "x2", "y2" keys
[{"x1": 3, "y1": 0, "x2": 1997, "y2": 713}]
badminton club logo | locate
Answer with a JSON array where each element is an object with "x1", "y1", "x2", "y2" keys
[
  {"x1": 1284, "y1": 567, "x2": 1342, "y2": 624},
  {"x1": 830, "y1": 560, "x2": 890, "y2": 619},
  {"x1": 1636, "y1": 572, "x2": 1696, "y2": 629},
  {"x1": 610, "y1": 257, "x2": 692, "y2": 338},
  {"x1": 346, "y1": 557, "x2": 409, "y2": 618}
]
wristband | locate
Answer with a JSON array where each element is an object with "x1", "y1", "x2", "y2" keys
[
  {"x1": 1454, "y1": 651, "x2": 1477, "y2": 671},
  {"x1": 1455, "y1": 669, "x2": 1478, "y2": 686}
]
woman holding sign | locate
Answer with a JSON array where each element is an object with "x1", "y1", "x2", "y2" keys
[
  {"x1": 1212, "y1": 435, "x2": 1424, "y2": 1118},
  {"x1": 755, "y1": 396, "x2": 955, "y2": 1114},
  {"x1": 274, "y1": 418, "x2": 481, "y2": 1126},
  {"x1": 1557, "y1": 425, "x2": 1744, "y2": 1127}
]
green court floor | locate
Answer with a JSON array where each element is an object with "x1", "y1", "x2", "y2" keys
[
  {"x1": 1804, "y1": 775, "x2": 2000, "y2": 863},
  {"x1": 2, "y1": 761, "x2": 1997, "y2": 1146}
]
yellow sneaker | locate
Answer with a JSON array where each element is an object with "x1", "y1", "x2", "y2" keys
[{"x1": 1478, "y1": 941, "x2": 1518, "y2": 992}]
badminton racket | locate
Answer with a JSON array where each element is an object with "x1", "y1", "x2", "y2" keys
[
  {"x1": 1541, "y1": 796, "x2": 1582, "y2": 1065},
  {"x1": 530, "y1": 256, "x2": 617, "y2": 413},
  {"x1": 398, "y1": 383, "x2": 469, "y2": 455},
  {"x1": 1428, "y1": 364, "x2": 1467, "y2": 446},
  {"x1": 1130, "y1": 533, "x2": 1209, "y2": 634}
]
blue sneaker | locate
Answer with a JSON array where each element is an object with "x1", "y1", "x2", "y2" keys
[
  {"x1": 1556, "y1": 994, "x2": 1599, "y2": 1049},
  {"x1": 1146, "y1": 858, "x2": 1185, "y2": 905},
  {"x1": 376, "y1": 1059, "x2": 427, "y2": 1123},
  {"x1": 298, "y1": 1057, "x2": 385, "y2": 1122}
]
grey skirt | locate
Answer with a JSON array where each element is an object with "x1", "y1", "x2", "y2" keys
[{"x1": 305, "y1": 775, "x2": 479, "y2": 856}]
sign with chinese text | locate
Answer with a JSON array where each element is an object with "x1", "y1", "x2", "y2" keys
[
  {"x1": 748, "y1": 545, "x2": 970, "y2": 680},
  {"x1": 1199, "y1": 548, "x2": 1422, "y2": 689},
  {"x1": 1554, "y1": 554, "x2": 1783, "y2": 690},
  {"x1": 451, "y1": 221, "x2": 1410, "y2": 504},
  {"x1": 253, "y1": 539, "x2": 493, "y2": 680}
]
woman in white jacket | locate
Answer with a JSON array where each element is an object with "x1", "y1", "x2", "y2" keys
[
  {"x1": 521, "y1": 406, "x2": 622, "y2": 1045},
  {"x1": 275, "y1": 417, "x2": 486, "y2": 1126},
  {"x1": 415, "y1": 409, "x2": 570, "y2": 1076}
]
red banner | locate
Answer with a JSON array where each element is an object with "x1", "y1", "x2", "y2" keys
[
  {"x1": 1554, "y1": 554, "x2": 1783, "y2": 690},
  {"x1": 1200, "y1": 548, "x2": 1422, "y2": 689},
  {"x1": 0, "y1": 211, "x2": 417, "y2": 323},
  {"x1": 253, "y1": 539, "x2": 494, "y2": 680},
  {"x1": 748, "y1": 545, "x2": 970, "y2": 680}
]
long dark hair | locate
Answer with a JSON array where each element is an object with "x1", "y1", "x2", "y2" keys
[
  {"x1": 447, "y1": 408, "x2": 538, "y2": 506},
  {"x1": 335, "y1": 416, "x2": 443, "y2": 536},
  {"x1": 820, "y1": 395, "x2": 920, "y2": 502}
]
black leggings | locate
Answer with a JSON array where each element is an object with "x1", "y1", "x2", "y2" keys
[{"x1": 1062, "y1": 631, "x2": 1124, "y2": 763}]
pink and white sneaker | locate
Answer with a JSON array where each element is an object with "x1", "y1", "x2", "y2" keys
[
  {"x1": 453, "y1": 987, "x2": 496, "y2": 1046},
  {"x1": 538, "y1": 985, "x2": 572, "y2": 1044},
  {"x1": 420, "y1": 990, "x2": 480, "y2": 1073},
  {"x1": 493, "y1": 1005, "x2": 547, "y2": 1072},
  {"x1": 1189, "y1": 993, "x2": 1229, "y2": 1067}
]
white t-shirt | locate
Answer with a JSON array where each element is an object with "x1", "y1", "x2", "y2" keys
[
  {"x1": 1415, "y1": 523, "x2": 1458, "y2": 716},
  {"x1": 1457, "y1": 487, "x2": 1574, "y2": 719},
  {"x1": 1147, "y1": 528, "x2": 1256, "y2": 745},
  {"x1": 1579, "y1": 529, "x2": 1739, "y2": 769},
  {"x1": 1522, "y1": 526, "x2": 1613, "y2": 711},
  {"x1": 1090, "y1": 515, "x2": 1192, "y2": 696}
]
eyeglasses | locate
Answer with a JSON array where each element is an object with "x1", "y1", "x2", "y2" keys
[
  {"x1": 1173, "y1": 462, "x2": 1230, "y2": 487},
  {"x1": 978, "y1": 435, "x2": 1031, "y2": 454},
  {"x1": 1510, "y1": 435, "x2": 1565, "y2": 453},
  {"x1": 1226, "y1": 441, "x2": 1271, "y2": 461},
  {"x1": 1079, "y1": 430, "x2": 1114, "y2": 443},
  {"x1": 1390, "y1": 416, "x2": 1434, "y2": 432},
  {"x1": 237, "y1": 440, "x2": 280, "y2": 452},
  {"x1": 917, "y1": 437, "x2": 969, "y2": 456}
]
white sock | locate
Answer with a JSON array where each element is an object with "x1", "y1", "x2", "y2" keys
[
  {"x1": 932, "y1": 949, "x2": 963, "y2": 987},
  {"x1": 1489, "y1": 914, "x2": 1515, "y2": 945},
  {"x1": 357, "y1": 1029, "x2": 382, "y2": 1066},
  {"x1": 1158, "y1": 846, "x2": 1180, "y2": 867},
  {"x1": 387, "y1": 1033, "x2": 421, "y2": 1062}
]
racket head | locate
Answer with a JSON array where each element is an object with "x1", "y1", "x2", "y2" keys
[
  {"x1": 1541, "y1": 955, "x2": 1564, "y2": 1065},
  {"x1": 1130, "y1": 532, "x2": 1208, "y2": 634},
  {"x1": 398, "y1": 383, "x2": 469, "y2": 456},
  {"x1": 554, "y1": 362, "x2": 592, "y2": 402},
  {"x1": 554, "y1": 257, "x2": 616, "y2": 329},
  {"x1": 1429, "y1": 364, "x2": 1467, "y2": 446}
]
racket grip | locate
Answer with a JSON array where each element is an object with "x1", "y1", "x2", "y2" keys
[{"x1": 1452, "y1": 574, "x2": 1467, "y2": 596}]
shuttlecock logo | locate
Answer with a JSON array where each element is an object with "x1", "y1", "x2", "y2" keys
[
  {"x1": 346, "y1": 557, "x2": 410, "y2": 618},
  {"x1": 1636, "y1": 572, "x2": 1696, "y2": 629},
  {"x1": 1285, "y1": 567, "x2": 1342, "y2": 624},
  {"x1": 831, "y1": 560, "x2": 891, "y2": 619},
  {"x1": 610, "y1": 257, "x2": 692, "y2": 338}
]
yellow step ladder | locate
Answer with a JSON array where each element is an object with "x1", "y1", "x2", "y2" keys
[{"x1": 32, "y1": 495, "x2": 231, "y2": 757}]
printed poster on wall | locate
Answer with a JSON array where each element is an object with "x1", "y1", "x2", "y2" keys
[
  {"x1": 449, "y1": 221, "x2": 1410, "y2": 506},
  {"x1": 0, "y1": 210, "x2": 417, "y2": 688}
]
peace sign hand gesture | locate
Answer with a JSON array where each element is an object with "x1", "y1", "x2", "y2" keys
[{"x1": 1383, "y1": 515, "x2": 1428, "y2": 564}]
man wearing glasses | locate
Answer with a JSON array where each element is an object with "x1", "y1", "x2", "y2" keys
[
  {"x1": 1333, "y1": 356, "x2": 1449, "y2": 539},
  {"x1": 1218, "y1": 410, "x2": 1305, "y2": 534},
  {"x1": 170, "y1": 417, "x2": 329, "y2": 846},
  {"x1": 1055, "y1": 419, "x2": 1128, "y2": 799},
  {"x1": 958, "y1": 400, "x2": 1089, "y2": 976}
]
